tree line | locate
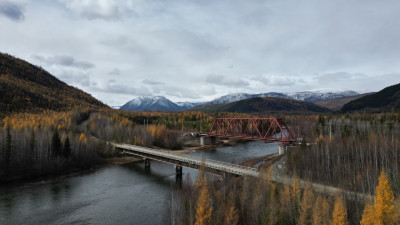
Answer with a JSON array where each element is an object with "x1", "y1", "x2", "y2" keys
[{"x1": 167, "y1": 168, "x2": 399, "y2": 225}]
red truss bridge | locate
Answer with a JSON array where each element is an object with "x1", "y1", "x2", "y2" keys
[{"x1": 208, "y1": 117, "x2": 296, "y2": 144}]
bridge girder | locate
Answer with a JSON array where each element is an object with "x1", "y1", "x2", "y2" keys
[{"x1": 208, "y1": 117, "x2": 296, "y2": 144}]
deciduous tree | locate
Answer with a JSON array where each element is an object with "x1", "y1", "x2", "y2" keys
[
  {"x1": 195, "y1": 176, "x2": 212, "y2": 225},
  {"x1": 331, "y1": 195, "x2": 347, "y2": 225},
  {"x1": 361, "y1": 170, "x2": 395, "y2": 225}
]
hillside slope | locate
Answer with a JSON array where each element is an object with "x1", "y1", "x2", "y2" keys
[
  {"x1": 0, "y1": 53, "x2": 107, "y2": 113},
  {"x1": 200, "y1": 97, "x2": 331, "y2": 114},
  {"x1": 315, "y1": 93, "x2": 373, "y2": 111},
  {"x1": 341, "y1": 83, "x2": 400, "y2": 112}
]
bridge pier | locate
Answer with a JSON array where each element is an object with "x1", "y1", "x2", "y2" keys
[
  {"x1": 175, "y1": 165, "x2": 183, "y2": 176},
  {"x1": 144, "y1": 158, "x2": 150, "y2": 167}
]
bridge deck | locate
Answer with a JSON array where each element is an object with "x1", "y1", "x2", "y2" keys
[{"x1": 111, "y1": 143, "x2": 259, "y2": 177}]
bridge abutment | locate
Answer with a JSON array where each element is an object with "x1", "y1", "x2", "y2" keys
[
  {"x1": 279, "y1": 144, "x2": 286, "y2": 155},
  {"x1": 200, "y1": 136, "x2": 216, "y2": 146}
]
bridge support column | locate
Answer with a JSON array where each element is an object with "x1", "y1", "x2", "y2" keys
[
  {"x1": 200, "y1": 136, "x2": 206, "y2": 146},
  {"x1": 279, "y1": 144, "x2": 286, "y2": 155},
  {"x1": 144, "y1": 158, "x2": 150, "y2": 167},
  {"x1": 175, "y1": 165, "x2": 183, "y2": 181},
  {"x1": 175, "y1": 165, "x2": 182, "y2": 176}
]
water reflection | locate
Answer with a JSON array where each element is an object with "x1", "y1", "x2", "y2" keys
[{"x1": 0, "y1": 141, "x2": 278, "y2": 225}]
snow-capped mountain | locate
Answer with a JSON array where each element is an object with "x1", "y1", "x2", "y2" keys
[
  {"x1": 120, "y1": 96, "x2": 181, "y2": 111},
  {"x1": 120, "y1": 91, "x2": 360, "y2": 112},
  {"x1": 209, "y1": 93, "x2": 252, "y2": 105},
  {"x1": 286, "y1": 91, "x2": 359, "y2": 102},
  {"x1": 207, "y1": 91, "x2": 359, "y2": 105}
]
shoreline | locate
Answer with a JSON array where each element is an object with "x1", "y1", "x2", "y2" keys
[{"x1": 0, "y1": 139, "x2": 250, "y2": 185}]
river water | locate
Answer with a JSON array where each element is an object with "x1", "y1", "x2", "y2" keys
[{"x1": 0, "y1": 141, "x2": 278, "y2": 225}]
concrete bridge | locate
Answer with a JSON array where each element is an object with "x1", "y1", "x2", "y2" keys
[{"x1": 111, "y1": 143, "x2": 259, "y2": 177}]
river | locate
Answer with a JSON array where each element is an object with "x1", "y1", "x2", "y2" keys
[{"x1": 0, "y1": 141, "x2": 278, "y2": 225}]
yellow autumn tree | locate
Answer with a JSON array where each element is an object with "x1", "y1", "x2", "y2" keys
[
  {"x1": 298, "y1": 183, "x2": 314, "y2": 225},
  {"x1": 281, "y1": 185, "x2": 291, "y2": 212},
  {"x1": 313, "y1": 195, "x2": 330, "y2": 225},
  {"x1": 224, "y1": 191, "x2": 239, "y2": 225},
  {"x1": 360, "y1": 170, "x2": 395, "y2": 225},
  {"x1": 291, "y1": 175, "x2": 301, "y2": 201},
  {"x1": 194, "y1": 175, "x2": 212, "y2": 225},
  {"x1": 360, "y1": 203, "x2": 376, "y2": 225},
  {"x1": 79, "y1": 132, "x2": 87, "y2": 143},
  {"x1": 330, "y1": 195, "x2": 348, "y2": 225}
]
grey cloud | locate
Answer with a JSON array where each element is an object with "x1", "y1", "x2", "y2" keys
[
  {"x1": 91, "y1": 81, "x2": 152, "y2": 96},
  {"x1": 57, "y1": 70, "x2": 91, "y2": 87},
  {"x1": 3, "y1": 0, "x2": 400, "y2": 106},
  {"x1": 142, "y1": 79, "x2": 164, "y2": 85},
  {"x1": 0, "y1": 1, "x2": 24, "y2": 22},
  {"x1": 315, "y1": 72, "x2": 367, "y2": 83},
  {"x1": 311, "y1": 72, "x2": 400, "y2": 93},
  {"x1": 206, "y1": 75, "x2": 249, "y2": 88},
  {"x1": 108, "y1": 68, "x2": 121, "y2": 76},
  {"x1": 252, "y1": 75, "x2": 297, "y2": 86},
  {"x1": 163, "y1": 85, "x2": 216, "y2": 99},
  {"x1": 58, "y1": 0, "x2": 136, "y2": 20},
  {"x1": 32, "y1": 54, "x2": 95, "y2": 70}
]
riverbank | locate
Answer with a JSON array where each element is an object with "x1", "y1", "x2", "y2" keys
[{"x1": 0, "y1": 138, "x2": 252, "y2": 184}]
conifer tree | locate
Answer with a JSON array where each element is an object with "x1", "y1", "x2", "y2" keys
[
  {"x1": 28, "y1": 129, "x2": 36, "y2": 167},
  {"x1": 291, "y1": 176, "x2": 301, "y2": 201},
  {"x1": 195, "y1": 176, "x2": 212, "y2": 225},
  {"x1": 51, "y1": 128, "x2": 62, "y2": 157},
  {"x1": 224, "y1": 191, "x2": 239, "y2": 225},
  {"x1": 313, "y1": 195, "x2": 330, "y2": 225},
  {"x1": 79, "y1": 132, "x2": 87, "y2": 143},
  {"x1": 331, "y1": 195, "x2": 348, "y2": 225},
  {"x1": 360, "y1": 170, "x2": 395, "y2": 225},
  {"x1": 63, "y1": 136, "x2": 71, "y2": 159},
  {"x1": 29, "y1": 130, "x2": 35, "y2": 152},
  {"x1": 375, "y1": 170, "x2": 394, "y2": 224},
  {"x1": 280, "y1": 185, "x2": 294, "y2": 224},
  {"x1": 360, "y1": 203, "x2": 375, "y2": 225},
  {"x1": 4, "y1": 126, "x2": 12, "y2": 171},
  {"x1": 298, "y1": 183, "x2": 314, "y2": 225}
]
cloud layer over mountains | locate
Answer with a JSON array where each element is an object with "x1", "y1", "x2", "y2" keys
[{"x1": 1, "y1": 0, "x2": 400, "y2": 106}]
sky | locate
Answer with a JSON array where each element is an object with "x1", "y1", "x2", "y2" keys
[{"x1": 1, "y1": 0, "x2": 400, "y2": 106}]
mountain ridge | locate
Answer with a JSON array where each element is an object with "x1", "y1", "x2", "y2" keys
[
  {"x1": 200, "y1": 97, "x2": 331, "y2": 114},
  {"x1": 120, "y1": 91, "x2": 360, "y2": 112}
]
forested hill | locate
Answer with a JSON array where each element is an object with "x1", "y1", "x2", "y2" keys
[
  {"x1": 0, "y1": 53, "x2": 107, "y2": 113},
  {"x1": 199, "y1": 97, "x2": 331, "y2": 114},
  {"x1": 341, "y1": 83, "x2": 400, "y2": 112}
]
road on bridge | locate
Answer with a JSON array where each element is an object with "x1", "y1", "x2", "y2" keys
[{"x1": 111, "y1": 142, "x2": 259, "y2": 177}]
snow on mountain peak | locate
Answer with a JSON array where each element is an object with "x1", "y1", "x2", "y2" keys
[{"x1": 119, "y1": 90, "x2": 360, "y2": 112}]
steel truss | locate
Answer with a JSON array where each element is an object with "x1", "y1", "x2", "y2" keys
[{"x1": 208, "y1": 117, "x2": 295, "y2": 144}]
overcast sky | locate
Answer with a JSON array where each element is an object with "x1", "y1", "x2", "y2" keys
[{"x1": 1, "y1": 0, "x2": 400, "y2": 106}]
